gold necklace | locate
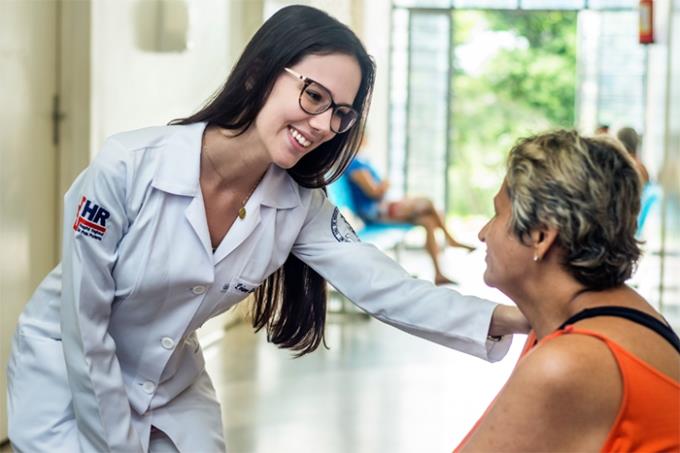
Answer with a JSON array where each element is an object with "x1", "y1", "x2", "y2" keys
[{"x1": 202, "y1": 143, "x2": 263, "y2": 220}]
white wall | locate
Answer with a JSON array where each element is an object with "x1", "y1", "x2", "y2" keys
[
  {"x1": 360, "y1": 0, "x2": 391, "y2": 173},
  {"x1": 89, "y1": 0, "x2": 266, "y2": 340},
  {"x1": 90, "y1": 0, "x2": 232, "y2": 151}
]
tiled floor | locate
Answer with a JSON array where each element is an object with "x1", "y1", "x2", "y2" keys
[{"x1": 206, "y1": 314, "x2": 524, "y2": 453}]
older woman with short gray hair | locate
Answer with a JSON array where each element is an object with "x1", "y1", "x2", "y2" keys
[
  {"x1": 455, "y1": 129, "x2": 679, "y2": 452},
  {"x1": 506, "y1": 130, "x2": 641, "y2": 290}
]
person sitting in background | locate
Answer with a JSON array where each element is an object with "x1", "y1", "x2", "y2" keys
[
  {"x1": 455, "y1": 130, "x2": 679, "y2": 452},
  {"x1": 346, "y1": 153, "x2": 475, "y2": 285},
  {"x1": 617, "y1": 126, "x2": 650, "y2": 185},
  {"x1": 595, "y1": 123, "x2": 610, "y2": 135}
]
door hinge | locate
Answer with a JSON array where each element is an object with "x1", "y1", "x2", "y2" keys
[{"x1": 52, "y1": 94, "x2": 66, "y2": 146}]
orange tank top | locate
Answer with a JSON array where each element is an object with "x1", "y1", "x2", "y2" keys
[{"x1": 455, "y1": 326, "x2": 680, "y2": 452}]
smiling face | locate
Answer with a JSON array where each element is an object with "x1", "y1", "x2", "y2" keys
[
  {"x1": 478, "y1": 180, "x2": 534, "y2": 296},
  {"x1": 252, "y1": 53, "x2": 362, "y2": 169}
]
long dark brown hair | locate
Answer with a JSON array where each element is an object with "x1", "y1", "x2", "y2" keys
[{"x1": 171, "y1": 5, "x2": 375, "y2": 356}]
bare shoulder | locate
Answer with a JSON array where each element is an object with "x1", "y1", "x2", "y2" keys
[
  {"x1": 517, "y1": 333, "x2": 621, "y2": 399},
  {"x1": 460, "y1": 333, "x2": 621, "y2": 452}
]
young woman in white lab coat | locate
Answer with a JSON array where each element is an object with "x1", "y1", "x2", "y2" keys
[{"x1": 7, "y1": 5, "x2": 527, "y2": 452}]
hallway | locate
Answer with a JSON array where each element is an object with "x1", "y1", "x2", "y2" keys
[
  {"x1": 206, "y1": 245, "x2": 524, "y2": 453},
  {"x1": 204, "y1": 227, "x2": 677, "y2": 452},
  {"x1": 206, "y1": 311, "x2": 523, "y2": 453}
]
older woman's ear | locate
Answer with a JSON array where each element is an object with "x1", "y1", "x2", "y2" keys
[{"x1": 529, "y1": 226, "x2": 559, "y2": 262}]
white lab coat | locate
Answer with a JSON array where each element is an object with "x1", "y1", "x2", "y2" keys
[{"x1": 7, "y1": 122, "x2": 511, "y2": 452}]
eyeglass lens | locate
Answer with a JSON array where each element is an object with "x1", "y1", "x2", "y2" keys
[{"x1": 300, "y1": 81, "x2": 357, "y2": 133}]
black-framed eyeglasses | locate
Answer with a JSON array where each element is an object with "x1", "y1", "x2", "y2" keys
[{"x1": 284, "y1": 67, "x2": 359, "y2": 134}]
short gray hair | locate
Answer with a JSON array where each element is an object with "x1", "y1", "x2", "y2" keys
[{"x1": 506, "y1": 129, "x2": 641, "y2": 290}]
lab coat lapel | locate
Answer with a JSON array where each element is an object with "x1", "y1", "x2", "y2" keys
[
  {"x1": 184, "y1": 193, "x2": 214, "y2": 259},
  {"x1": 149, "y1": 122, "x2": 215, "y2": 260},
  {"x1": 151, "y1": 130, "x2": 301, "y2": 267},
  {"x1": 212, "y1": 165, "x2": 299, "y2": 265},
  {"x1": 212, "y1": 204, "x2": 261, "y2": 265}
]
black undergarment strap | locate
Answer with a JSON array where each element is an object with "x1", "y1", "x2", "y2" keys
[{"x1": 558, "y1": 306, "x2": 680, "y2": 354}]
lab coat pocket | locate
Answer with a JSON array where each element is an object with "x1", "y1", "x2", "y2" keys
[
  {"x1": 15, "y1": 328, "x2": 63, "y2": 361},
  {"x1": 9, "y1": 332, "x2": 74, "y2": 437}
]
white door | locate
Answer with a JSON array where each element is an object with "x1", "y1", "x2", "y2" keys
[{"x1": 0, "y1": 0, "x2": 59, "y2": 441}]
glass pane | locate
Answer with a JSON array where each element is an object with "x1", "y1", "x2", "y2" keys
[
  {"x1": 393, "y1": 0, "x2": 451, "y2": 7},
  {"x1": 521, "y1": 0, "x2": 584, "y2": 9},
  {"x1": 657, "y1": 2, "x2": 680, "y2": 320},
  {"x1": 588, "y1": 0, "x2": 637, "y2": 9},
  {"x1": 388, "y1": 8, "x2": 409, "y2": 198},
  {"x1": 598, "y1": 11, "x2": 645, "y2": 130},
  {"x1": 453, "y1": 0, "x2": 518, "y2": 9},
  {"x1": 405, "y1": 12, "x2": 451, "y2": 209}
]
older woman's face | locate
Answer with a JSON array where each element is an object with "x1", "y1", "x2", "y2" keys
[{"x1": 478, "y1": 180, "x2": 534, "y2": 294}]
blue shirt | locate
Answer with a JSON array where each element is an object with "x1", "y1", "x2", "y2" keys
[{"x1": 347, "y1": 157, "x2": 382, "y2": 221}]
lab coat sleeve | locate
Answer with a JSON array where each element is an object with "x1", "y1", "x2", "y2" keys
[
  {"x1": 292, "y1": 189, "x2": 511, "y2": 362},
  {"x1": 60, "y1": 137, "x2": 144, "y2": 452}
]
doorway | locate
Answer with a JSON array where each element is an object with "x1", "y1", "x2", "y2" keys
[{"x1": 0, "y1": 0, "x2": 77, "y2": 441}]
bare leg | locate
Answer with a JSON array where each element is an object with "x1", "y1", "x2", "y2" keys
[
  {"x1": 387, "y1": 198, "x2": 476, "y2": 252},
  {"x1": 419, "y1": 215, "x2": 456, "y2": 285}
]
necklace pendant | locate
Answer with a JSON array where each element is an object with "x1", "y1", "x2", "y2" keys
[{"x1": 238, "y1": 207, "x2": 247, "y2": 220}]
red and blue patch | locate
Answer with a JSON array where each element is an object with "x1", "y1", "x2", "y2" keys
[{"x1": 72, "y1": 196, "x2": 110, "y2": 241}]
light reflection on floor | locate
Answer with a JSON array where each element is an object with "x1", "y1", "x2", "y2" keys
[
  {"x1": 206, "y1": 319, "x2": 525, "y2": 453},
  {"x1": 205, "y1": 245, "x2": 524, "y2": 453}
]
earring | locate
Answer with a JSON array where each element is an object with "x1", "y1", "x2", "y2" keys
[{"x1": 533, "y1": 255, "x2": 540, "y2": 262}]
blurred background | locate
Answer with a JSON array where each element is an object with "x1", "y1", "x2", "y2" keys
[{"x1": 1, "y1": 0, "x2": 678, "y2": 451}]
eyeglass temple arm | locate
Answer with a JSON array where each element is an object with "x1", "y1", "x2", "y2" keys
[{"x1": 284, "y1": 67, "x2": 306, "y2": 82}]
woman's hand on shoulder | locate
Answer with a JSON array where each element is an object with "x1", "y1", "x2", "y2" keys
[
  {"x1": 489, "y1": 305, "x2": 530, "y2": 337},
  {"x1": 460, "y1": 333, "x2": 621, "y2": 452}
]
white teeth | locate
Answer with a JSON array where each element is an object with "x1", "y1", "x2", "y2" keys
[{"x1": 289, "y1": 127, "x2": 311, "y2": 147}]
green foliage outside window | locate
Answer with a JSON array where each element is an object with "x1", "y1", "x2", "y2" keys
[{"x1": 449, "y1": 10, "x2": 577, "y2": 218}]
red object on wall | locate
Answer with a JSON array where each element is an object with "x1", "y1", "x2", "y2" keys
[{"x1": 639, "y1": 0, "x2": 654, "y2": 44}]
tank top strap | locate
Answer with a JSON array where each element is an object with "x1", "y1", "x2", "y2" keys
[
  {"x1": 531, "y1": 325, "x2": 630, "y2": 352},
  {"x1": 557, "y1": 306, "x2": 680, "y2": 354},
  {"x1": 538, "y1": 325, "x2": 613, "y2": 345},
  {"x1": 550, "y1": 325, "x2": 619, "y2": 345}
]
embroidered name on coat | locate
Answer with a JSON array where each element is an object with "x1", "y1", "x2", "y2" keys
[
  {"x1": 234, "y1": 283, "x2": 255, "y2": 293},
  {"x1": 73, "y1": 196, "x2": 111, "y2": 241}
]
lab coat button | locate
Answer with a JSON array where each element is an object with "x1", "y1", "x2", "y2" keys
[
  {"x1": 142, "y1": 381, "x2": 155, "y2": 394},
  {"x1": 191, "y1": 285, "x2": 207, "y2": 295},
  {"x1": 161, "y1": 337, "x2": 175, "y2": 350}
]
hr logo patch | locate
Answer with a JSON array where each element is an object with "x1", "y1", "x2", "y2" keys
[{"x1": 73, "y1": 196, "x2": 110, "y2": 241}]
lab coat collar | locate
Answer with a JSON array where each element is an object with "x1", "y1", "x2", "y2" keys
[
  {"x1": 258, "y1": 164, "x2": 301, "y2": 210},
  {"x1": 151, "y1": 122, "x2": 300, "y2": 210},
  {"x1": 151, "y1": 122, "x2": 207, "y2": 197}
]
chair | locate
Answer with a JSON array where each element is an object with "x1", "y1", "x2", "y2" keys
[
  {"x1": 326, "y1": 173, "x2": 413, "y2": 259},
  {"x1": 326, "y1": 173, "x2": 414, "y2": 317},
  {"x1": 637, "y1": 182, "x2": 662, "y2": 236}
]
